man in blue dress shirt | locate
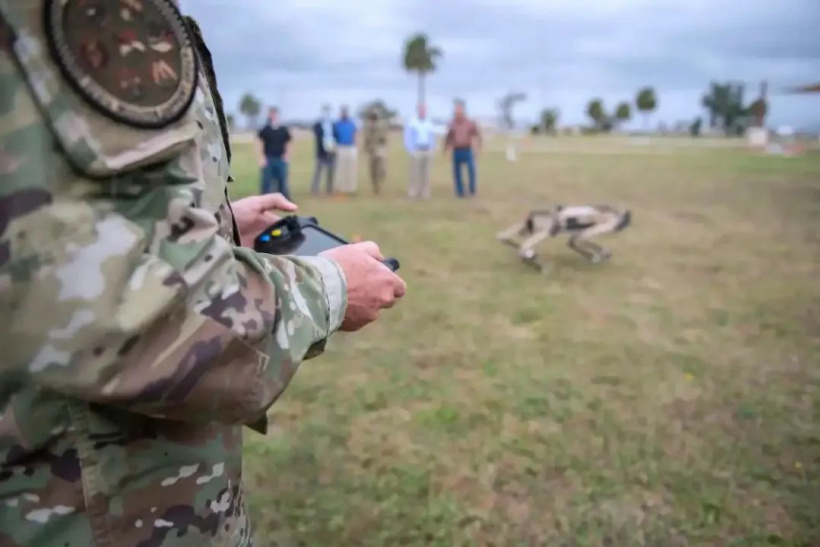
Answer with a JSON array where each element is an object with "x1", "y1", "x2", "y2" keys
[{"x1": 333, "y1": 106, "x2": 359, "y2": 195}]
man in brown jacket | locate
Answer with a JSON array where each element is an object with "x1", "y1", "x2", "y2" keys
[{"x1": 443, "y1": 99, "x2": 482, "y2": 197}]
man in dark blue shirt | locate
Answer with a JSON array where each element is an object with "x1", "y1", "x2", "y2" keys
[
  {"x1": 256, "y1": 107, "x2": 292, "y2": 199},
  {"x1": 311, "y1": 105, "x2": 336, "y2": 195}
]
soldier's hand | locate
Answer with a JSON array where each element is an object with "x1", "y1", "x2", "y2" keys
[
  {"x1": 321, "y1": 242, "x2": 406, "y2": 332},
  {"x1": 233, "y1": 193, "x2": 298, "y2": 247}
]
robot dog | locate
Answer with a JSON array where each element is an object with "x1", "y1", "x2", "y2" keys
[{"x1": 497, "y1": 204, "x2": 632, "y2": 272}]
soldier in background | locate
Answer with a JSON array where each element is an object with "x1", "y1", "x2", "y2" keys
[
  {"x1": 0, "y1": 3, "x2": 406, "y2": 546},
  {"x1": 363, "y1": 108, "x2": 389, "y2": 195}
]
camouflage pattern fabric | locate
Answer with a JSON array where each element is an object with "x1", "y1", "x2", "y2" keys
[
  {"x1": 0, "y1": 2, "x2": 347, "y2": 546},
  {"x1": 362, "y1": 116, "x2": 389, "y2": 157},
  {"x1": 368, "y1": 154, "x2": 386, "y2": 194},
  {"x1": 362, "y1": 116, "x2": 388, "y2": 193}
]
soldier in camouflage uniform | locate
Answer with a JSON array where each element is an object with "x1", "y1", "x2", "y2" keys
[
  {"x1": 0, "y1": 1, "x2": 406, "y2": 546},
  {"x1": 362, "y1": 109, "x2": 389, "y2": 195}
]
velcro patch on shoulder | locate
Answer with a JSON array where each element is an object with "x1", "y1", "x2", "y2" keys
[
  {"x1": 44, "y1": 0, "x2": 198, "y2": 129},
  {"x1": 0, "y1": 0, "x2": 200, "y2": 178}
]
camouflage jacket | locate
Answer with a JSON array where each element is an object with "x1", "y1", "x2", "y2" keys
[
  {"x1": 362, "y1": 118, "x2": 389, "y2": 156},
  {"x1": 0, "y1": 2, "x2": 347, "y2": 546}
]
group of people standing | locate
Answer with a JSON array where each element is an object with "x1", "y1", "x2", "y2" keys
[
  {"x1": 404, "y1": 99, "x2": 482, "y2": 199},
  {"x1": 310, "y1": 105, "x2": 361, "y2": 196},
  {"x1": 256, "y1": 100, "x2": 483, "y2": 200}
]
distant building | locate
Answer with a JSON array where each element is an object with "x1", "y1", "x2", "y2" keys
[{"x1": 786, "y1": 83, "x2": 820, "y2": 93}]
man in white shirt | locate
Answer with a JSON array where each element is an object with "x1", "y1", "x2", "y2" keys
[{"x1": 403, "y1": 103, "x2": 436, "y2": 199}]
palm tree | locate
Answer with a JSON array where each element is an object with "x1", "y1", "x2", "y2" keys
[
  {"x1": 635, "y1": 87, "x2": 658, "y2": 131},
  {"x1": 402, "y1": 33, "x2": 442, "y2": 106},
  {"x1": 541, "y1": 108, "x2": 559, "y2": 134},
  {"x1": 702, "y1": 81, "x2": 729, "y2": 129},
  {"x1": 586, "y1": 99, "x2": 606, "y2": 130},
  {"x1": 499, "y1": 92, "x2": 527, "y2": 130},
  {"x1": 701, "y1": 82, "x2": 747, "y2": 134},
  {"x1": 615, "y1": 102, "x2": 631, "y2": 123},
  {"x1": 239, "y1": 93, "x2": 261, "y2": 130}
]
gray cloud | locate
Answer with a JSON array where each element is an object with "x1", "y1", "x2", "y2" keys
[{"x1": 183, "y1": 0, "x2": 820, "y2": 128}]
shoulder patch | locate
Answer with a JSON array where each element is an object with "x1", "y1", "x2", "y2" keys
[{"x1": 43, "y1": 0, "x2": 198, "y2": 129}]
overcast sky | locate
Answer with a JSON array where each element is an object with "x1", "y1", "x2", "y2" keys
[{"x1": 182, "y1": 0, "x2": 820, "y2": 130}]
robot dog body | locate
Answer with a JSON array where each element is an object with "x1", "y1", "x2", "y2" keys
[{"x1": 497, "y1": 205, "x2": 631, "y2": 271}]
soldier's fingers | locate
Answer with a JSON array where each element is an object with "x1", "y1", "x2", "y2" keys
[
  {"x1": 353, "y1": 241, "x2": 384, "y2": 261},
  {"x1": 381, "y1": 291, "x2": 397, "y2": 309},
  {"x1": 260, "y1": 211, "x2": 281, "y2": 226},
  {"x1": 256, "y1": 193, "x2": 298, "y2": 212},
  {"x1": 393, "y1": 275, "x2": 407, "y2": 298}
]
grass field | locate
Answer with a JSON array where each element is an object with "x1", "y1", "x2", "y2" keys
[{"x1": 229, "y1": 135, "x2": 819, "y2": 546}]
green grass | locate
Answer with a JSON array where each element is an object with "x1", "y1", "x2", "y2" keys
[{"x1": 230, "y1": 134, "x2": 820, "y2": 546}]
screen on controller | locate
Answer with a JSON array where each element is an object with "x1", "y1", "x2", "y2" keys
[
  {"x1": 257, "y1": 224, "x2": 347, "y2": 256},
  {"x1": 297, "y1": 225, "x2": 349, "y2": 255}
]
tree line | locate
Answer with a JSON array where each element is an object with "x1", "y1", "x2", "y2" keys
[
  {"x1": 233, "y1": 32, "x2": 769, "y2": 137},
  {"x1": 563, "y1": 86, "x2": 658, "y2": 134},
  {"x1": 699, "y1": 81, "x2": 768, "y2": 136}
]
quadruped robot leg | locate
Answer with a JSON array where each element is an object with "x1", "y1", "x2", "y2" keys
[
  {"x1": 566, "y1": 214, "x2": 625, "y2": 263},
  {"x1": 497, "y1": 221, "x2": 528, "y2": 249},
  {"x1": 496, "y1": 214, "x2": 557, "y2": 273},
  {"x1": 567, "y1": 234, "x2": 610, "y2": 263},
  {"x1": 518, "y1": 230, "x2": 553, "y2": 271}
]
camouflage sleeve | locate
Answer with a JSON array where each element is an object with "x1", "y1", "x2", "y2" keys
[
  {"x1": 0, "y1": 180, "x2": 349, "y2": 426},
  {"x1": 1, "y1": 183, "x2": 348, "y2": 428},
  {"x1": 0, "y1": 50, "x2": 347, "y2": 429}
]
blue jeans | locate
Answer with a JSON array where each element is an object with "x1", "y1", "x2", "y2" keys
[
  {"x1": 261, "y1": 157, "x2": 289, "y2": 199},
  {"x1": 453, "y1": 147, "x2": 476, "y2": 197},
  {"x1": 311, "y1": 154, "x2": 335, "y2": 194}
]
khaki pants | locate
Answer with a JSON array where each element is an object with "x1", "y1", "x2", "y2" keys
[
  {"x1": 408, "y1": 150, "x2": 432, "y2": 199},
  {"x1": 334, "y1": 146, "x2": 358, "y2": 194}
]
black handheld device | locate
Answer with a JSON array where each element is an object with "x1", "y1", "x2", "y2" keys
[{"x1": 253, "y1": 216, "x2": 400, "y2": 272}]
